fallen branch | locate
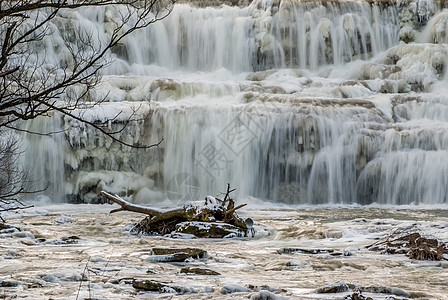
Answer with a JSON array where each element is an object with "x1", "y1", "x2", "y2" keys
[
  {"x1": 101, "y1": 184, "x2": 253, "y2": 238},
  {"x1": 101, "y1": 191, "x2": 167, "y2": 217}
]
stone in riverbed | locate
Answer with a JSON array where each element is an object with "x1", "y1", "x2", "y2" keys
[
  {"x1": 147, "y1": 253, "x2": 191, "y2": 263},
  {"x1": 278, "y1": 247, "x2": 334, "y2": 254},
  {"x1": 180, "y1": 267, "x2": 220, "y2": 275},
  {"x1": 316, "y1": 281, "x2": 350, "y2": 293},
  {"x1": 0, "y1": 280, "x2": 21, "y2": 287},
  {"x1": 221, "y1": 284, "x2": 251, "y2": 294},
  {"x1": 132, "y1": 279, "x2": 164, "y2": 291},
  {"x1": 250, "y1": 290, "x2": 291, "y2": 300},
  {"x1": 151, "y1": 247, "x2": 207, "y2": 258},
  {"x1": 132, "y1": 279, "x2": 197, "y2": 294},
  {"x1": 358, "y1": 286, "x2": 410, "y2": 297},
  {"x1": 176, "y1": 221, "x2": 245, "y2": 238}
]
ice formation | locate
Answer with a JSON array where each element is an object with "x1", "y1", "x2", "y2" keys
[{"x1": 17, "y1": 0, "x2": 448, "y2": 205}]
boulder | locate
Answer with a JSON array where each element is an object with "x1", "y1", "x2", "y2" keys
[{"x1": 176, "y1": 221, "x2": 245, "y2": 238}]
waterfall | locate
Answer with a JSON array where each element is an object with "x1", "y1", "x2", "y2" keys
[
  {"x1": 20, "y1": 115, "x2": 65, "y2": 202},
  {"x1": 19, "y1": 0, "x2": 448, "y2": 205},
  {"x1": 113, "y1": 0, "x2": 400, "y2": 72}
]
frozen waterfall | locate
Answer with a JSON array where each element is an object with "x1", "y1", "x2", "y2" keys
[{"x1": 20, "y1": 0, "x2": 448, "y2": 205}]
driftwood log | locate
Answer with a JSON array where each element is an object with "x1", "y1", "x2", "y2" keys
[{"x1": 101, "y1": 184, "x2": 253, "y2": 237}]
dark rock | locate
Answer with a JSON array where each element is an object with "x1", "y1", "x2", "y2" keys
[
  {"x1": 368, "y1": 231, "x2": 448, "y2": 261},
  {"x1": 344, "y1": 291, "x2": 372, "y2": 300},
  {"x1": 152, "y1": 247, "x2": 207, "y2": 258},
  {"x1": 247, "y1": 284, "x2": 285, "y2": 293},
  {"x1": 132, "y1": 279, "x2": 197, "y2": 294},
  {"x1": 0, "y1": 280, "x2": 20, "y2": 287},
  {"x1": 278, "y1": 247, "x2": 334, "y2": 254},
  {"x1": 0, "y1": 223, "x2": 21, "y2": 232},
  {"x1": 358, "y1": 286, "x2": 410, "y2": 297},
  {"x1": 176, "y1": 221, "x2": 245, "y2": 238},
  {"x1": 147, "y1": 253, "x2": 191, "y2": 263},
  {"x1": 109, "y1": 277, "x2": 134, "y2": 285},
  {"x1": 180, "y1": 267, "x2": 220, "y2": 275},
  {"x1": 61, "y1": 236, "x2": 80, "y2": 243},
  {"x1": 316, "y1": 281, "x2": 350, "y2": 293},
  {"x1": 132, "y1": 279, "x2": 164, "y2": 291},
  {"x1": 49, "y1": 236, "x2": 80, "y2": 245}
]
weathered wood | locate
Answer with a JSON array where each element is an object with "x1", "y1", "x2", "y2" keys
[
  {"x1": 101, "y1": 184, "x2": 252, "y2": 237},
  {"x1": 101, "y1": 191, "x2": 166, "y2": 217},
  {"x1": 102, "y1": 191, "x2": 186, "y2": 219},
  {"x1": 225, "y1": 203, "x2": 246, "y2": 216}
]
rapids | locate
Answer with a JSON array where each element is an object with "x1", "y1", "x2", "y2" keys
[
  {"x1": 2, "y1": 205, "x2": 448, "y2": 299},
  {"x1": 19, "y1": 0, "x2": 448, "y2": 205}
]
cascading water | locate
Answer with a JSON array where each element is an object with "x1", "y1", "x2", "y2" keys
[
  {"x1": 20, "y1": 0, "x2": 448, "y2": 205},
  {"x1": 119, "y1": 0, "x2": 400, "y2": 72}
]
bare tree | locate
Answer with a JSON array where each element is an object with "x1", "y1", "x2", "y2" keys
[{"x1": 0, "y1": 0, "x2": 173, "y2": 210}]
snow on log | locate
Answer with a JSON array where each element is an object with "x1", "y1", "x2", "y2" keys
[{"x1": 100, "y1": 184, "x2": 254, "y2": 238}]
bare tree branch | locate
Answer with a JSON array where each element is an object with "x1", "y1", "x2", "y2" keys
[{"x1": 0, "y1": 0, "x2": 174, "y2": 211}]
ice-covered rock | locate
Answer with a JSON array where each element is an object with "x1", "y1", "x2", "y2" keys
[
  {"x1": 221, "y1": 283, "x2": 251, "y2": 294},
  {"x1": 420, "y1": 9, "x2": 448, "y2": 43},
  {"x1": 176, "y1": 221, "x2": 247, "y2": 238},
  {"x1": 358, "y1": 43, "x2": 448, "y2": 91},
  {"x1": 3, "y1": 249, "x2": 19, "y2": 259},
  {"x1": 250, "y1": 290, "x2": 291, "y2": 300},
  {"x1": 54, "y1": 214, "x2": 77, "y2": 224},
  {"x1": 132, "y1": 279, "x2": 198, "y2": 294}
]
